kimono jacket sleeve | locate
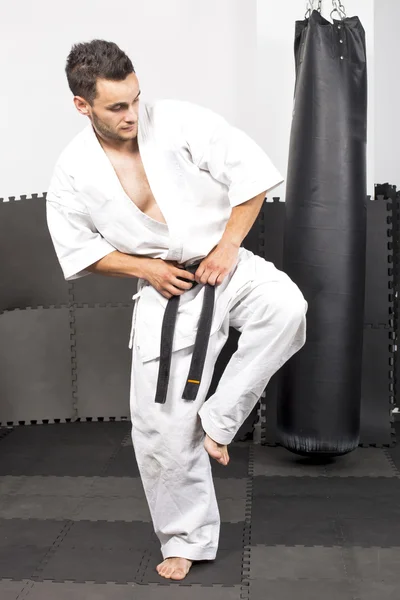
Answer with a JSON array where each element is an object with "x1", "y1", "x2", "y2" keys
[
  {"x1": 177, "y1": 101, "x2": 284, "y2": 207},
  {"x1": 46, "y1": 162, "x2": 117, "y2": 281}
]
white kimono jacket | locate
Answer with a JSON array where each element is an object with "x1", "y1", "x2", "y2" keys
[{"x1": 46, "y1": 99, "x2": 284, "y2": 360}]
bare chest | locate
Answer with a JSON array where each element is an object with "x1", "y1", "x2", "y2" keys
[{"x1": 108, "y1": 153, "x2": 168, "y2": 225}]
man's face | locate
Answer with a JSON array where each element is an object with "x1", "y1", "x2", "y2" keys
[{"x1": 74, "y1": 72, "x2": 141, "y2": 144}]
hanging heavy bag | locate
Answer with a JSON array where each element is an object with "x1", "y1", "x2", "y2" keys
[{"x1": 276, "y1": 0, "x2": 368, "y2": 456}]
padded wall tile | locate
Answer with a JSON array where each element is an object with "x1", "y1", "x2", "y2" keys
[
  {"x1": 243, "y1": 200, "x2": 284, "y2": 270},
  {"x1": 73, "y1": 307, "x2": 133, "y2": 419},
  {"x1": 0, "y1": 421, "x2": 129, "y2": 448},
  {"x1": 364, "y1": 199, "x2": 392, "y2": 325},
  {"x1": 0, "y1": 308, "x2": 74, "y2": 424},
  {"x1": 262, "y1": 199, "x2": 285, "y2": 269},
  {"x1": 71, "y1": 272, "x2": 137, "y2": 306},
  {"x1": 361, "y1": 326, "x2": 393, "y2": 445},
  {"x1": 255, "y1": 202, "x2": 288, "y2": 446},
  {"x1": 0, "y1": 197, "x2": 70, "y2": 309},
  {"x1": 262, "y1": 372, "x2": 280, "y2": 445}
]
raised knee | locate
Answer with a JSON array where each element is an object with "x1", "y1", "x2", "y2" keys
[
  {"x1": 292, "y1": 289, "x2": 308, "y2": 319},
  {"x1": 278, "y1": 285, "x2": 308, "y2": 325}
]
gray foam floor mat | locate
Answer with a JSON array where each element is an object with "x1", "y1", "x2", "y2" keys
[{"x1": 0, "y1": 421, "x2": 400, "y2": 599}]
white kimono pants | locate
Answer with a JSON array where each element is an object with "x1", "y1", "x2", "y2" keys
[{"x1": 129, "y1": 251, "x2": 308, "y2": 561}]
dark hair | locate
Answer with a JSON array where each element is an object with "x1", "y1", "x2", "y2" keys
[{"x1": 65, "y1": 39, "x2": 135, "y2": 106}]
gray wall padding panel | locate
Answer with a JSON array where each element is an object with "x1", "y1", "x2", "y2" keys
[
  {"x1": 243, "y1": 199, "x2": 285, "y2": 269},
  {"x1": 394, "y1": 193, "x2": 400, "y2": 412},
  {"x1": 260, "y1": 199, "x2": 285, "y2": 270},
  {"x1": 360, "y1": 326, "x2": 394, "y2": 446},
  {"x1": 0, "y1": 308, "x2": 74, "y2": 424},
  {"x1": 261, "y1": 372, "x2": 280, "y2": 445},
  {"x1": 364, "y1": 199, "x2": 392, "y2": 325},
  {"x1": 73, "y1": 307, "x2": 133, "y2": 419},
  {"x1": 256, "y1": 201, "x2": 292, "y2": 445},
  {"x1": 72, "y1": 272, "x2": 137, "y2": 306},
  {"x1": 0, "y1": 197, "x2": 70, "y2": 310},
  {"x1": 0, "y1": 195, "x2": 394, "y2": 443}
]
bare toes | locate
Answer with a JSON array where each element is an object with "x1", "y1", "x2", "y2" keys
[
  {"x1": 171, "y1": 569, "x2": 185, "y2": 580},
  {"x1": 158, "y1": 564, "x2": 169, "y2": 577}
]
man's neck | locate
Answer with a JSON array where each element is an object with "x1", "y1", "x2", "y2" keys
[{"x1": 94, "y1": 127, "x2": 139, "y2": 156}]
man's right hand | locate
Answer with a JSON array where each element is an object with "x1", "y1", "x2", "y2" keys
[{"x1": 142, "y1": 259, "x2": 196, "y2": 299}]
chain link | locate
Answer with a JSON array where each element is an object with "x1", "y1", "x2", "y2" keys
[
  {"x1": 331, "y1": 0, "x2": 347, "y2": 19},
  {"x1": 305, "y1": 0, "x2": 315, "y2": 19},
  {"x1": 305, "y1": 0, "x2": 322, "y2": 19}
]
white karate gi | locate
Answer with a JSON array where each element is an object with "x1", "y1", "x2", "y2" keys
[{"x1": 46, "y1": 98, "x2": 308, "y2": 562}]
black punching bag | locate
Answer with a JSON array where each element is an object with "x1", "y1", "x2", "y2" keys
[{"x1": 276, "y1": 5, "x2": 367, "y2": 456}]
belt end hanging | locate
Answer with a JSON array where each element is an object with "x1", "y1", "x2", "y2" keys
[
  {"x1": 182, "y1": 379, "x2": 200, "y2": 401},
  {"x1": 154, "y1": 392, "x2": 167, "y2": 404}
]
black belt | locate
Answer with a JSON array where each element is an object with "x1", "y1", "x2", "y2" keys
[{"x1": 154, "y1": 262, "x2": 216, "y2": 404}]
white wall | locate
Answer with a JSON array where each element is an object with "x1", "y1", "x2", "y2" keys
[
  {"x1": 256, "y1": 0, "x2": 375, "y2": 200},
  {"x1": 374, "y1": 0, "x2": 400, "y2": 187}
]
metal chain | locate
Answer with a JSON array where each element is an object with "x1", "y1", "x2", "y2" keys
[
  {"x1": 305, "y1": 1, "x2": 314, "y2": 19},
  {"x1": 331, "y1": 0, "x2": 347, "y2": 20},
  {"x1": 305, "y1": 0, "x2": 347, "y2": 20}
]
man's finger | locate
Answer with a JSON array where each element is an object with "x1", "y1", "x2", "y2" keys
[
  {"x1": 194, "y1": 267, "x2": 205, "y2": 283},
  {"x1": 208, "y1": 272, "x2": 220, "y2": 286}
]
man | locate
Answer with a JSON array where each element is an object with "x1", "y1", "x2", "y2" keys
[{"x1": 46, "y1": 39, "x2": 308, "y2": 581}]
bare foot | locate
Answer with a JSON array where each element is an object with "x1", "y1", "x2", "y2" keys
[
  {"x1": 204, "y1": 434, "x2": 230, "y2": 466},
  {"x1": 156, "y1": 557, "x2": 193, "y2": 580}
]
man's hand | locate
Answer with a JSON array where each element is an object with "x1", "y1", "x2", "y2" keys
[
  {"x1": 142, "y1": 258, "x2": 195, "y2": 299},
  {"x1": 194, "y1": 241, "x2": 240, "y2": 286}
]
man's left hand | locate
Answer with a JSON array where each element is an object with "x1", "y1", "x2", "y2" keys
[{"x1": 194, "y1": 241, "x2": 240, "y2": 286}]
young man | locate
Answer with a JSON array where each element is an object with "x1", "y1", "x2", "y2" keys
[{"x1": 46, "y1": 39, "x2": 308, "y2": 581}]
